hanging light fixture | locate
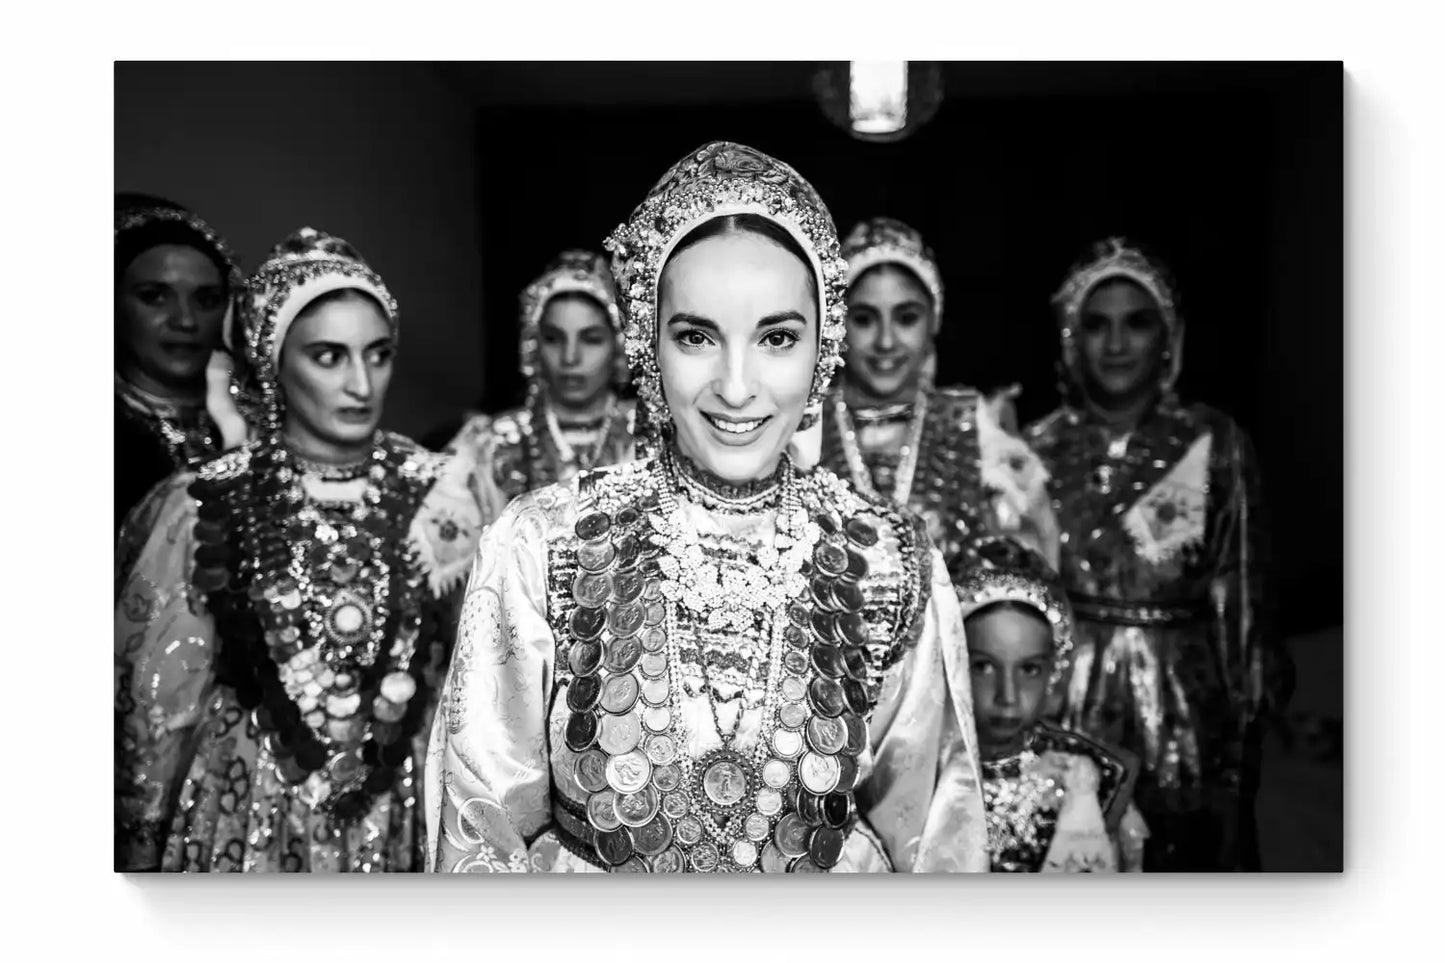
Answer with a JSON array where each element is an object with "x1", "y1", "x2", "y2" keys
[{"x1": 814, "y1": 61, "x2": 944, "y2": 143}]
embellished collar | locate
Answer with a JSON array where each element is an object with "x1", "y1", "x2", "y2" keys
[{"x1": 666, "y1": 445, "x2": 787, "y2": 514}]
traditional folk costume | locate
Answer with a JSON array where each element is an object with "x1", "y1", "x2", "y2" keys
[
  {"x1": 1025, "y1": 238, "x2": 1291, "y2": 871},
  {"x1": 425, "y1": 143, "x2": 988, "y2": 873},
  {"x1": 819, "y1": 218, "x2": 1058, "y2": 574},
  {"x1": 447, "y1": 251, "x2": 635, "y2": 499},
  {"x1": 115, "y1": 229, "x2": 503, "y2": 872},
  {"x1": 956, "y1": 538, "x2": 1147, "y2": 872}
]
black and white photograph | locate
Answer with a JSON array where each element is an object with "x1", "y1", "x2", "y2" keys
[{"x1": 110, "y1": 59, "x2": 1343, "y2": 878}]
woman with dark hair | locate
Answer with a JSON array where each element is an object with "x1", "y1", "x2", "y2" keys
[
  {"x1": 819, "y1": 217, "x2": 1058, "y2": 575},
  {"x1": 1025, "y1": 237, "x2": 1293, "y2": 871},
  {"x1": 446, "y1": 250, "x2": 635, "y2": 498},
  {"x1": 115, "y1": 228, "x2": 504, "y2": 872},
  {"x1": 114, "y1": 194, "x2": 250, "y2": 537},
  {"x1": 425, "y1": 142, "x2": 987, "y2": 874}
]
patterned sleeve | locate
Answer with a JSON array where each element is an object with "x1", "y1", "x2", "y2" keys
[
  {"x1": 861, "y1": 545, "x2": 990, "y2": 872},
  {"x1": 423, "y1": 496, "x2": 557, "y2": 872},
  {"x1": 114, "y1": 472, "x2": 219, "y2": 871}
]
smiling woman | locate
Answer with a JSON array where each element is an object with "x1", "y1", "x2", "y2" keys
[
  {"x1": 820, "y1": 217, "x2": 1059, "y2": 576},
  {"x1": 425, "y1": 142, "x2": 989, "y2": 874},
  {"x1": 113, "y1": 195, "x2": 245, "y2": 537},
  {"x1": 114, "y1": 228, "x2": 506, "y2": 873}
]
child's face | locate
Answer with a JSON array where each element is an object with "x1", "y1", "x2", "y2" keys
[{"x1": 966, "y1": 605, "x2": 1055, "y2": 760}]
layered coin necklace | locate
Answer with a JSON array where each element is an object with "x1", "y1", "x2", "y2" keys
[
  {"x1": 190, "y1": 433, "x2": 433, "y2": 821},
  {"x1": 561, "y1": 452, "x2": 886, "y2": 872}
]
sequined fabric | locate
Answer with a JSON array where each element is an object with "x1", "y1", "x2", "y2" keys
[
  {"x1": 447, "y1": 397, "x2": 637, "y2": 501},
  {"x1": 1026, "y1": 400, "x2": 1287, "y2": 870},
  {"x1": 423, "y1": 457, "x2": 990, "y2": 873},
  {"x1": 114, "y1": 439, "x2": 498, "y2": 872},
  {"x1": 820, "y1": 385, "x2": 1059, "y2": 572}
]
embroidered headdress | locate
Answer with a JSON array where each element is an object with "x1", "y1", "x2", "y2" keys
[
  {"x1": 1050, "y1": 236, "x2": 1184, "y2": 395},
  {"x1": 954, "y1": 536, "x2": 1075, "y2": 690},
  {"x1": 841, "y1": 216, "x2": 944, "y2": 320},
  {"x1": 604, "y1": 141, "x2": 848, "y2": 443},
  {"x1": 517, "y1": 249, "x2": 624, "y2": 402}
]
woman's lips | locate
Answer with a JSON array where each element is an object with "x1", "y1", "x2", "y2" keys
[
  {"x1": 335, "y1": 407, "x2": 373, "y2": 423},
  {"x1": 702, "y1": 412, "x2": 771, "y2": 445}
]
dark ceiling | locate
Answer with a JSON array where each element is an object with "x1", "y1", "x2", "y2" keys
[{"x1": 435, "y1": 60, "x2": 1333, "y2": 107}]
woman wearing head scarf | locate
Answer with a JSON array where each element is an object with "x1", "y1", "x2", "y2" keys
[
  {"x1": 1024, "y1": 237, "x2": 1292, "y2": 871},
  {"x1": 114, "y1": 228, "x2": 505, "y2": 872},
  {"x1": 114, "y1": 195, "x2": 251, "y2": 538},
  {"x1": 447, "y1": 250, "x2": 635, "y2": 498},
  {"x1": 425, "y1": 143, "x2": 987, "y2": 873},
  {"x1": 955, "y1": 536, "x2": 1147, "y2": 872},
  {"x1": 819, "y1": 217, "x2": 1058, "y2": 574}
]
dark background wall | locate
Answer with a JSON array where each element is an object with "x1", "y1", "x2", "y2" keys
[{"x1": 114, "y1": 61, "x2": 1341, "y2": 635}]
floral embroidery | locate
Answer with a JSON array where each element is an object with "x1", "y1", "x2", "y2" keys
[{"x1": 1122, "y1": 432, "x2": 1212, "y2": 564}]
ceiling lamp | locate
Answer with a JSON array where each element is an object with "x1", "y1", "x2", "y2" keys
[{"x1": 814, "y1": 61, "x2": 944, "y2": 143}]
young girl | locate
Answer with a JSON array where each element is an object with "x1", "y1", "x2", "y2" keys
[{"x1": 957, "y1": 537, "x2": 1148, "y2": 872}]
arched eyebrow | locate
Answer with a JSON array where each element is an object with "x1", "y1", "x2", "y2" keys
[
  {"x1": 758, "y1": 311, "x2": 806, "y2": 329},
  {"x1": 666, "y1": 311, "x2": 807, "y2": 333}
]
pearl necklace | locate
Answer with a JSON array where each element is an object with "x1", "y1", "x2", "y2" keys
[{"x1": 834, "y1": 393, "x2": 928, "y2": 507}]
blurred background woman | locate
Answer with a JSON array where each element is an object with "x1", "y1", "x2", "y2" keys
[{"x1": 1026, "y1": 237, "x2": 1293, "y2": 871}]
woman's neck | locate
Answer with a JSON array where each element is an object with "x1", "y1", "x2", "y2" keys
[
  {"x1": 116, "y1": 364, "x2": 205, "y2": 408},
  {"x1": 283, "y1": 425, "x2": 375, "y2": 468},
  {"x1": 544, "y1": 387, "x2": 615, "y2": 424},
  {"x1": 666, "y1": 443, "x2": 786, "y2": 513},
  {"x1": 842, "y1": 378, "x2": 920, "y2": 412},
  {"x1": 1083, "y1": 388, "x2": 1159, "y2": 434}
]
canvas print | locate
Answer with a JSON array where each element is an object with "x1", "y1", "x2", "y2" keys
[{"x1": 113, "y1": 61, "x2": 1342, "y2": 873}]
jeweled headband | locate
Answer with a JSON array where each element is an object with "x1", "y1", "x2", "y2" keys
[
  {"x1": 518, "y1": 250, "x2": 623, "y2": 399},
  {"x1": 841, "y1": 217, "x2": 944, "y2": 320},
  {"x1": 1050, "y1": 236, "x2": 1183, "y2": 393},
  {"x1": 603, "y1": 141, "x2": 849, "y2": 432},
  {"x1": 954, "y1": 536, "x2": 1074, "y2": 691},
  {"x1": 242, "y1": 227, "x2": 398, "y2": 375},
  {"x1": 115, "y1": 203, "x2": 245, "y2": 350}
]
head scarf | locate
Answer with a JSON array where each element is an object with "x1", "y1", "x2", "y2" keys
[
  {"x1": 518, "y1": 250, "x2": 624, "y2": 403},
  {"x1": 841, "y1": 216, "x2": 944, "y2": 390},
  {"x1": 240, "y1": 227, "x2": 398, "y2": 433},
  {"x1": 1050, "y1": 236, "x2": 1183, "y2": 397},
  {"x1": 841, "y1": 216, "x2": 944, "y2": 320},
  {"x1": 603, "y1": 141, "x2": 848, "y2": 462},
  {"x1": 115, "y1": 195, "x2": 245, "y2": 355},
  {"x1": 954, "y1": 535, "x2": 1075, "y2": 692}
]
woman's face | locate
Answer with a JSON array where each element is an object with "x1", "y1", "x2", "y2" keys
[
  {"x1": 843, "y1": 265, "x2": 936, "y2": 404},
  {"x1": 537, "y1": 294, "x2": 618, "y2": 413},
  {"x1": 966, "y1": 606, "x2": 1055, "y2": 759},
  {"x1": 658, "y1": 230, "x2": 818, "y2": 484},
  {"x1": 278, "y1": 293, "x2": 395, "y2": 456},
  {"x1": 1077, "y1": 278, "x2": 1167, "y2": 404},
  {"x1": 116, "y1": 244, "x2": 227, "y2": 391}
]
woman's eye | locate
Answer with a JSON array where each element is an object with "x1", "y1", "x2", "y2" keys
[
  {"x1": 368, "y1": 348, "x2": 395, "y2": 367},
  {"x1": 673, "y1": 329, "x2": 711, "y2": 349},
  {"x1": 761, "y1": 329, "x2": 799, "y2": 349},
  {"x1": 897, "y1": 311, "x2": 922, "y2": 327},
  {"x1": 969, "y1": 660, "x2": 993, "y2": 677},
  {"x1": 1080, "y1": 314, "x2": 1108, "y2": 335},
  {"x1": 1126, "y1": 312, "x2": 1160, "y2": 333},
  {"x1": 134, "y1": 286, "x2": 168, "y2": 306},
  {"x1": 311, "y1": 350, "x2": 341, "y2": 367},
  {"x1": 1020, "y1": 663, "x2": 1043, "y2": 679},
  {"x1": 847, "y1": 311, "x2": 874, "y2": 328},
  {"x1": 196, "y1": 290, "x2": 226, "y2": 311}
]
